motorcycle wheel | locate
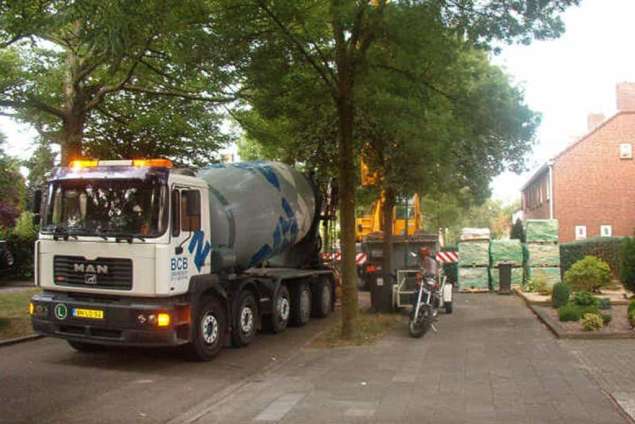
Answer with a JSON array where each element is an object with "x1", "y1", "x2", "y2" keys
[{"x1": 408, "y1": 305, "x2": 431, "y2": 338}]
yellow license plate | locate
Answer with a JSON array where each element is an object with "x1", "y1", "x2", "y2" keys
[{"x1": 72, "y1": 308, "x2": 104, "y2": 319}]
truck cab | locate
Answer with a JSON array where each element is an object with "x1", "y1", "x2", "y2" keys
[{"x1": 30, "y1": 159, "x2": 335, "y2": 360}]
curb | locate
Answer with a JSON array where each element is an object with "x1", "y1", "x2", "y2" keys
[
  {"x1": 522, "y1": 299, "x2": 635, "y2": 340},
  {"x1": 0, "y1": 334, "x2": 43, "y2": 348}
]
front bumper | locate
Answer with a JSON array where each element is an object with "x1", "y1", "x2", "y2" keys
[{"x1": 30, "y1": 291, "x2": 191, "y2": 347}]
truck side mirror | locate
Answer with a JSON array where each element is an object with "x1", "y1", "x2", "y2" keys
[
  {"x1": 32, "y1": 189, "x2": 42, "y2": 215},
  {"x1": 32, "y1": 189, "x2": 42, "y2": 227}
]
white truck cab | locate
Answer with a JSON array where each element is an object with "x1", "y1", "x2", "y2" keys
[{"x1": 30, "y1": 159, "x2": 335, "y2": 360}]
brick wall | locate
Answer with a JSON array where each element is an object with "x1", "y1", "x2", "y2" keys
[
  {"x1": 553, "y1": 111, "x2": 635, "y2": 242},
  {"x1": 521, "y1": 170, "x2": 551, "y2": 220}
]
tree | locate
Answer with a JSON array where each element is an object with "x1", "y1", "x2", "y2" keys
[
  {"x1": 215, "y1": 0, "x2": 579, "y2": 338},
  {"x1": 0, "y1": 130, "x2": 25, "y2": 227},
  {"x1": 0, "y1": 0, "x2": 235, "y2": 164}
]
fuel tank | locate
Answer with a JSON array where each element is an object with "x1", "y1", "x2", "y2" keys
[{"x1": 196, "y1": 162, "x2": 317, "y2": 270}]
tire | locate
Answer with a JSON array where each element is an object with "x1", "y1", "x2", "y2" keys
[
  {"x1": 444, "y1": 301, "x2": 453, "y2": 314},
  {"x1": 263, "y1": 285, "x2": 290, "y2": 334},
  {"x1": 408, "y1": 305, "x2": 431, "y2": 338},
  {"x1": 184, "y1": 296, "x2": 227, "y2": 361},
  {"x1": 67, "y1": 340, "x2": 105, "y2": 352},
  {"x1": 311, "y1": 278, "x2": 332, "y2": 318},
  {"x1": 231, "y1": 290, "x2": 258, "y2": 348},
  {"x1": 290, "y1": 282, "x2": 311, "y2": 327}
]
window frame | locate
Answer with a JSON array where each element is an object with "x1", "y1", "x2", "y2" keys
[
  {"x1": 575, "y1": 225, "x2": 587, "y2": 240},
  {"x1": 600, "y1": 225, "x2": 612, "y2": 237}
]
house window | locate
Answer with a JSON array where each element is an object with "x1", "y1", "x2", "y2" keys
[
  {"x1": 601, "y1": 225, "x2": 612, "y2": 237},
  {"x1": 575, "y1": 225, "x2": 587, "y2": 240},
  {"x1": 619, "y1": 143, "x2": 632, "y2": 159}
]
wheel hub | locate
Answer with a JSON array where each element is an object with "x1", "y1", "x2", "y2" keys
[
  {"x1": 201, "y1": 313, "x2": 219, "y2": 345},
  {"x1": 240, "y1": 306, "x2": 255, "y2": 334},
  {"x1": 278, "y1": 297, "x2": 290, "y2": 321}
]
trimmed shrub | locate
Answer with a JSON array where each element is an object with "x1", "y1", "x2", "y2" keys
[
  {"x1": 573, "y1": 291, "x2": 598, "y2": 307},
  {"x1": 564, "y1": 256, "x2": 611, "y2": 292},
  {"x1": 620, "y1": 237, "x2": 635, "y2": 293},
  {"x1": 601, "y1": 313, "x2": 612, "y2": 325},
  {"x1": 561, "y1": 237, "x2": 622, "y2": 280},
  {"x1": 559, "y1": 304, "x2": 581, "y2": 322},
  {"x1": 597, "y1": 297, "x2": 612, "y2": 310},
  {"x1": 629, "y1": 310, "x2": 635, "y2": 328},
  {"x1": 581, "y1": 313, "x2": 604, "y2": 331},
  {"x1": 551, "y1": 282, "x2": 571, "y2": 308}
]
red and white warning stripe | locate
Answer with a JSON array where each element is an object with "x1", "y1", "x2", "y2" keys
[
  {"x1": 320, "y1": 251, "x2": 367, "y2": 265},
  {"x1": 436, "y1": 251, "x2": 458, "y2": 263}
]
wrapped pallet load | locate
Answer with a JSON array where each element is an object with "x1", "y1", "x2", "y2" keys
[
  {"x1": 490, "y1": 239, "x2": 524, "y2": 289},
  {"x1": 524, "y1": 219, "x2": 561, "y2": 289},
  {"x1": 458, "y1": 228, "x2": 490, "y2": 292}
]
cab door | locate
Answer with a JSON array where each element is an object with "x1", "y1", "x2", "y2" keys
[{"x1": 168, "y1": 186, "x2": 211, "y2": 292}]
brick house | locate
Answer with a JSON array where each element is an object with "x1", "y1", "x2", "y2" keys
[{"x1": 521, "y1": 82, "x2": 635, "y2": 243}]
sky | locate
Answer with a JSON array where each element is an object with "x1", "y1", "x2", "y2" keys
[{"x1": 2, "y1": 0, "x2": 635, "y2": 204}]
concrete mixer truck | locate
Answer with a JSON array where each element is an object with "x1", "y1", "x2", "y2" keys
[{"x1": 29, "y1": 159, "x2": 335, "y2": 361}]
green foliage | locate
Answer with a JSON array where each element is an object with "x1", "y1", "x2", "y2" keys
[
  {"x1": 600, "y1": 313, "x2": 612, "y2": 325},
  {"x1": 559, "y1": 304, "x2": 581, "y2": 322},
  {"x1": 628, "y1": 300, "x2": 635, "y2": 315},
  {"x1": 564, "y1": 256, "x2": 612, "y2": 292},
  {"x1": 597, "y1": 298, "x2": 612, "y2": 310},
  {"x1": 629, "y1": 309, "x2": 635, "y2": 328},
  {"x1": 526, "y1": 274, "x2": 551, "y2": 295},
  {"x1": 620, "y1": 237, "x2": 635, "y2": 293},
  {"x1": 13, "y1": 212, "x2": 37, "y2": 240},
  {"x1": 551, "y1": 282, "x2": 571, "y2": 308},
  {"x1": 3, "y1": 229, "x2": 37, "y2": 280},
  {"x1": 581, "y1": 313, "x2": 603, "y2": 331},
  {"x1": 561, "y1": 237, "x2": 622, "y2": 279},
  {"x1": 573, "y1": 291, "x2": 598, "y2": 307},
  {"x1": 510, "y1": 218, "x2": 525, "y2": 243}
]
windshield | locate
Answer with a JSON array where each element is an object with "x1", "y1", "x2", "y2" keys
[{"x1": 41, "y1": 179, "x2": 168, "y2": 238}]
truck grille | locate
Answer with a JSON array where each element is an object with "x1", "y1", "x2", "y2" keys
[{"x1": 53, "y1": 256, "x2": 133, "y2": 290}]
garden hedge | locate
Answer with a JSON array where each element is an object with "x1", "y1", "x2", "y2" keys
[{"x1": 560, "y1": 237, "x2": 622, "y2": 279}]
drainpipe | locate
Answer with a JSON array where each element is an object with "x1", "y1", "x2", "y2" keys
[{"x1": 548, "y1": 160, "x2": 554, "y2": 219}]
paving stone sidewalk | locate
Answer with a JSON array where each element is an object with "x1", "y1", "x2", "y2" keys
[{"x1": 177, "y1": 293, "x2": 629, "y2": 424}]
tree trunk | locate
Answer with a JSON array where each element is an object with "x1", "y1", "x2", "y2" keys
[
  {"x1": 60, "y1": 113, "x2": 85, "y2": 165},
  {"x1": 337, "y1": 87, "x2": 359, "y2": 340},
  {"x1": 382, "y1": 186, "x2": 394, "y2": 278}
]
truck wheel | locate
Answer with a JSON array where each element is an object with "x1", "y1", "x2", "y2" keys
[
  {"x1": 231, "y1": 290, "x2": 258, "y2": 347},
  {"x1": 185, "y1": 296, "x2": 226, "y2": 361},
  {"x1": 311, "y1": 278, "x2": 332, "y2": 318},
  {"x1": 263, "y1": 285, "x2": 290, "y2": 334},
  {"x1": 290, "y1": 282, "x2": 311, "y2": 327},
  {"x1": 67, "y1": 341, "x2": 105, "y2": 353}
]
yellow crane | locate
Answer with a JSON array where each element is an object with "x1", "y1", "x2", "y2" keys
[{"x1": 356, "y1": 159, "x2": 422, "y2": 241}]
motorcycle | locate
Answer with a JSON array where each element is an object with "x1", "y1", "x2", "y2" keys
[{"x1": 409, "y1": 272, "x2": 452, "y2": 338}]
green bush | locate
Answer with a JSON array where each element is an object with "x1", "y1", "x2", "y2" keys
[
  {"x1": 573, "y1": 291, "x2": 598, "y2": 306},
  {"x1": 2, "y1": 212, "x2": 38, "y2": 281},
  {"x1": 551, "y1": 282, "x2": 571, "y2": 308},
  {"x1": 527, "y1": 274, "x2": 551, "y2": 295},
  {"x1": 629, "y1": 309, "x2": 635, "y2": 328},
  {"x1": 559, "y1": 304, "x2": 581, "y2": 322},
  {"x1": 601, "y1": 313, "x2": 612, "y2": 325},
  {"x1": 564, "y1": 256, "x2": 612, "y2": 292},
  {"x1": 597, "y1": 297, "x2": 612, "y2": 310},
  {"x1": 561, "y1": 237, "x2": 622, "y2": 279},
  {"x1": 628, "y1": 300, "x2": 635, "y2": 315},
  {"x1": 581, "y1": 313, "x2": 604, "y2": 331},
  {"x1": 620, "y1": 237, "x2": 635, "y2": 293}
]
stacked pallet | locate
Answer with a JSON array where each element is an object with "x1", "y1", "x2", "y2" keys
[
  {"x1": 525, "y1": 219, "x2": 561, "y2": 288},
  {"x1": 458, "y1": 228, "x2": 490, "y2": 292},
  {"x1": 490, "y1": 239, "x2": 524, "y2": 290}
]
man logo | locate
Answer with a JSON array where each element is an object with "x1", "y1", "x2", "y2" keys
[
  {"x1": 73, "y1": 263, "x2": 109, "y2": 274},
  {"x1": 85, "y1": 274, "x2": 98, "y2": 285},
  {"x1": 54, "y1": 304, "x2": 68, "y2": 320}
]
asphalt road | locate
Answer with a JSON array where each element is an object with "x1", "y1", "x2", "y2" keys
[{"x1": 0, "y1": 314, "x2": 336, "y2": 424}]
